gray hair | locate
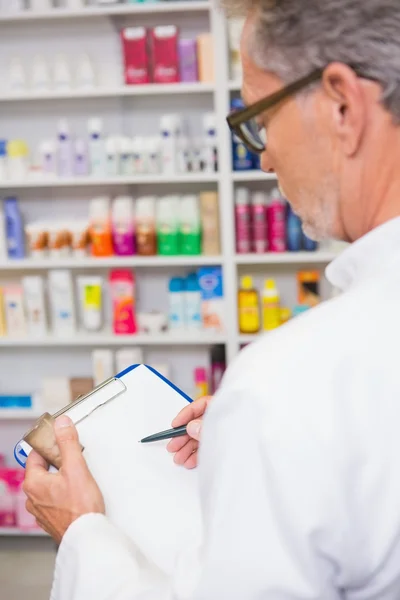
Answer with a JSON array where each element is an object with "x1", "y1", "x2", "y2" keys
[{"x1": 223, "y1": 0, "x2": 400, "y2": 121}]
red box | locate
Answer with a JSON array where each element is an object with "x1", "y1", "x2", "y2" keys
[
  {"x1": 151, "y1": 25, "x2": 179, "y2": 84},
  {"x1": 121, "y1": 27, "x2": 150, "y2": 85}
]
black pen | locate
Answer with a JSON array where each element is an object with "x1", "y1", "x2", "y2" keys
[{"x1": 140, "y1": 425, "x2": 187, "y2": 444}]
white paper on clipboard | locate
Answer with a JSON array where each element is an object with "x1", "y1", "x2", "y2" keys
[{"x1": 18, "y1": 364, "x2": 203, "y2": 580}]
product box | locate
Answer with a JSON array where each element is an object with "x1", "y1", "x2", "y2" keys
[
  {"x1": 121, "y1": 27, "x2": 150, "y2": 85},
  {"x1": 197, "y1": 33, "x2": 215, "y2": 82},
  {"x1": 150, "y1": 26, "x2": 179, "y2": 84},
  {"x1": 197, "y1": 267, "x2": 225, "y2": 332}
]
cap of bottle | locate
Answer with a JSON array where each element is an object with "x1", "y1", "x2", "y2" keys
[
  {"x1": 186, "y1": 273, "x2": 200, "y2": 292},
  {"x1": 241, "y1": 275, "x2": 254, "y2": 290},
  {"x1": 169, "y1": 277, "x2": 185, "y2": 293},
  {"x1": 194, "y1": 367, "x2": 207, "y2": 383},
  {"x1": 203, "y1": 112, "x2": 216, "y2": 134},
  {"x1": 88, "y1": 117, "x2": 103, "y2": 135},
  {"x1": 235, "y1": 187, "x2": 250, "y2": 205},
  {"x1": 251, "y1": 191, "x2": 267, "y2": 206}
]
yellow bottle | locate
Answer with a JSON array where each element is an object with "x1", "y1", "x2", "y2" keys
[
  {"x1": 238, "y1": 275, "x2": 260, "y2": 334},
  {"x1": 262, "y1": 279, "x2": 281, "y2": 331}
]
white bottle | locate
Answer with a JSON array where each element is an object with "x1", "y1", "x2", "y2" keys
[
  {"x1": 76, "y1": 53, "x2": 96, "y2": 89},
  {"x1": 22, "y1": 276, "x2": 47, "y2": 337},
  {"x1": 160, "y1": 114, "x2": 179, "y2": 175},
  {"x1": 48, "y1": 270, "x2": 76, "y2": 336},
  {"x1": 8, "y1": 57, "x2": 27, "y2": 94},
  {"x1": 132, "y1": 136, "x2": 145, "y2": 174},
  {"x1": 57, "y1": 119, "x2": 74, "y2": 178},
  {"x1": 177, "y1": 135, "x2": 190, "y2": 173},
  {"x1": 184, "y1": 273, "x2": 202, "y2": 330},
  {"x1": 53, "y1": 54, "x2": 72, "y2": 92},
  {"x1": 88, "y1": 117, "x2": 106, "y2": 176},
  {"x1": 92, "y1": 349, "x2": 114, "y2": 387},
  {"x1": 39, "y1": 140, "x2": 57, "y2": 176},
  {"x1": 168, "y1": 277, "x2": 186, "y2": 331},
  {"x1": 202, "y1": 112, "x2": 218, "y2": 172},
  {"x1": 105, "y1": 136, "x2": 120, "y2": 177},
  {"x1": 5, "y1": 0, "x2": 26, "y2": 13},
  {"x1": 31, "y1": 55, "x2": 51, "y2": 92},
  {"x1": 115, "y1": 348, "x2": 143, "y2": 374},
  {"x1": 77, "y1": 276, "x2": 103, "y2": 332},
  {"x1": 144, "y1": 137, "x2": 160, "y2": 174},
  {"x1": 119, "y1": 136, "x2": 133, "y2": 176}
]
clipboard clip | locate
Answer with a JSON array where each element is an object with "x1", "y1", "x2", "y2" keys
[{"x1": 14, "y1": 377, "x2": 127, "y2": 470}]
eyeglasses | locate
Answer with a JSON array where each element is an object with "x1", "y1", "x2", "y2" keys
[{"x1": 226, "y1": 65, "x2": 372, "y2": 155}]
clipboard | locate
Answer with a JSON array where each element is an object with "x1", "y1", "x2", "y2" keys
[{"x1": 14, "y1": 365, "x2": 202, "y2": 578}]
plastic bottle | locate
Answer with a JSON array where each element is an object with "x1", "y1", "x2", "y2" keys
[
  {"x1": 7, "y1": 140, "x2": 29, "y2": 181},
  {"x1": 39, "y1": 140, "x2": 57, "y2": 177},
  {"x1": 210, "y1": 345, "x2": 226, "y2": 394},
  {"x1": 74, "y1": 139, "x2": 89, "y2": 177},
  {"x1": 119, "y1": 137, "x2": 133, "y2": 176},
  {"x1": 31, "y1": 55, "x2": 50, "y2": 92},
  {"x1": 238, "y1": 275, "x2": 260, "y2": 334},
  {"x1": 251, "y1": 191, "x2": 268, "y2": 253},
  {"x1": 111, "y1": 195, "x2": 135, "y2": 256},
  {"x1": 194, "y1": 367, "x2": 209, "y2": 400},
  {"x1": 106, "y1": 136, "x2": 120, "y2": 177},
  {"x1": 109, "y1": 270, "x2": 137, "y2": 335},
  {"x1": 88, "y1": 118, "x2": 106, "y2": 177},
  {"x1": 76, "y1": 53, "x2": 96, "y2": 89},
  {"x1": 286, "y1": 204, "x2": 302, "y2": 252},
  {"x1": 77, "y1": 276, "x2": 103, "y2": 332},
  {"x1": 89, "y1": 196, "x2": 114, "y2": 257},
  {"x1": 57, "y1": 119, "x2": 74, "y2": 178},
  {"x1": 145, "y1": 137, "x2": 161, "y2": 174},
  {"x1": 8, "y1": 57, "x2": 26, "y2": 94},
  {"x1": 267, "y1": 187, "x2": 287, "y2": 253},
  {"x1": 262, "y1": 279, "x2": 280, "y2": 331},
  {"x1": 184, "y1": 273, "x2": 202, "y2": 330},
  {"x1": 157, "y1": 196, "x2": 179, "y2": 256},
  {"x1": 132, "y1": 137, "x2": 145, "y2": 174},
  {"x1": 168, "y1": 277, "x2": 185, "y2": 331},
  {"x1": 4, "y1": 197, "x2": 24, "y2": 259},
  {"x1": 302, "y1": 231, "x2": 318, "y2": 252},
  {"x1": 160, "y1": 114, "x2": 179, "y2": 174},
  {"x1": 235, "y1": 187, "x2": 251, "y2": 254},
  {"x1": 179, "y1": 195, "x2": 201, "y2": 255},
  {"x1": 202, "y1": 113, "x2": 218, "y2": 173},
  {"x1": 135, "y1": 196, "x2": 156, "y2": 256},
  {"x1": 53, "y1": 54, "x2": 72, "y2": 92},
  {"x1": 231, "y1": 99, "x2": 253, "y2": 171}
]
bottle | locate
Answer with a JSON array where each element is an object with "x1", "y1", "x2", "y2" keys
[
  {"x1": 89, "y1": 196, "x2": 114, "y2": 257},
  {"x1": 77, "y1": 276, "x2": 103, "y2": 332},
  {"x1": 157, "y1": 196, "x2": 179, "y2": 256},
  {"x1": 262, "y1": 279, "x2": 280, "y2": 331},
  {"x1": 53, "y1": 54, "x2": 72, "y2": 92},
  {"x1": 132, "y1": 137, "x2": 145, "y2": 174},
  {"x1": 202, "y1": 113, "x2": 218, "y2": 173},
  {"x1": 267, "y1": 187, "x2": 287, "y2": 253},
  {"x1": 105, "y1": 137, "x2": 120, "y2": 177},
  {"x1": 179, "y1": 195, "x2": 201, "y2": 255},
  {"x1": 238, "y1": 275, "x2": 260, "y2": 334},
  {"x1": 177, "y1": 135, "x2": 190, "y2": 173},
  {"x1": 168, "y1": 277, "x2": 185, "y2": 331},
  {"x1": 286, "y1": 204, "x2": 302, "y2": 252},
  {"x1": 200, "y1": 191, "x2": 220, "y2": 255},
  {"x1": 302, "y1": 231, "x2": 318, "y2": 252},
  {"x1": 57, "y1": 119, "x2": 74, "y2": 178},
  {"x1": 160, "y1": 114, "x2": 179, "y2": 174},
  {"x1": 4, "y1": 197, "x2": 25, "y2": 259},
  {"x1": 231, "y1": 99, "x2": 253, "y2": 171},
  {"x1": 39, "y1": 140, "x2": 57, "y2": 177},
  {"x1": 109, "y1": 270, "x2": 137, "y2": 335},
  {"x1": 178, "y1": 39, "x2": 198, "y2": 83},
  {"x1": 8, "y1": 57, "x2": 26, "y2": 94},
  {"x1": 30, "y1": 0, "x2": 54, "y2": 10},
  {"x1": 7, "y1": 140, "x2": 29, "y2": 181},
  {"x1": 228, "y1": 19, "x2": 244, "y2": 81},
  {"x1": 184, "y1": 273, "x2": 202, "y2": 330},
  {"x1": 88, "y1": 118, "x2": 106, "y2": 177},
  {"x1": 135, "y1": 196, "x2": 156, "y2": 256},
  {"x1": 194, "y1": 367, "x2": 209, "y2": 400},
  {"x1": 74, "y1": 139, "x2": 89, "y2": 177},
  {"x1": 250, "y1": 191, "x2": 268, "y2": 253},
  {"x1": 76, "y1": 53, "x2": 96, "y2": 89},
  {"x1": 235, "y1": 187, "x2": 251, "y2": 254},
  {"x1": 48, "y1": 270, "x2": 76, "y2": 336},
  {"x1": 297, "y1": 271, "x2": 321, "y2": 307},
  {"x1": 111, "y1": 195, "x2": 135, "y2": 256},
  {"x1": 31, "y1": 55, "x2": 50, "y2": 92},
  {"x1": 145, "y1": 137, "x2": 161, "y2": 174},
  {"x1": 210, "y1": 345, "x2": 226, "y2": 394},
  {"x1": 119, "y1": 137, "x2": 133, "y2": 176}
]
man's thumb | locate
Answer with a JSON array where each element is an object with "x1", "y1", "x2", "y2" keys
[
  {"x1": 54, "y1": 416, "x2": 84, "y2": 470},
  {"x1": 187, "y1": 419, "x2": 202, "y2": 441}
]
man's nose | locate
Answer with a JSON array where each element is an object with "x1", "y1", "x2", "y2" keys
[{"x1": 261, "y1": 150, "x2": 275, "y2": 174}]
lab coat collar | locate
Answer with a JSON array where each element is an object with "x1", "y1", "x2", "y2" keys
[{"x1": 326, "y1": 216, "x2": 400, "y2": 291}]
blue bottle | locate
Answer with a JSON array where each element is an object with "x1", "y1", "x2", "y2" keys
[
  {"x1": 286, "y1": 204, "x2": 302, "y2": 252},
  {"x1": 4, "y1": 197, "x2": 24, "y2": 259},
  {"x1": 302, "y1": 231, "x2": 318, "y2": 252},
  {"x1": 231, "y1": 98, "x2": 253, "y2": 171}
]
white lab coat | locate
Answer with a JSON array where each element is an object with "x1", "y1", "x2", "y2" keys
[{"x1": 51, "y1": 217, "x2": 400, "y2": 600}]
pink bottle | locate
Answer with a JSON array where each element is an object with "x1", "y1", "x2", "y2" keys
[
  {"x1": 109, "y1": 270, "x2": 137, "y2": 335},
  {"x1": 267, "y1": 188, "x2": 287, "y2": 253},
  {"x1": 250, "y1": 191, "x2": 268, "y2": 253},
  {"x1": 235, "y1": 187, "x2": 251, "y2": 254}
]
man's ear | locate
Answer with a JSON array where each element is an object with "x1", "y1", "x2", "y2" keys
[{"x1": 321, "y1": 62, "x2": 368, "y2": 156}]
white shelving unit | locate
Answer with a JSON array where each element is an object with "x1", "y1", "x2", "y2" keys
[{"x1": 0, "y1": 528, "x2": 47, "y2": 537}]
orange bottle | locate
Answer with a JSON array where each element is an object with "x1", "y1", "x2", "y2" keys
[{"x1": 89, "y1": 197, "x2": 114, "y2": 257}]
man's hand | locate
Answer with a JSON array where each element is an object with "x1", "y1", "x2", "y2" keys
[
  {"x1": 167, "y1": 396, "x2": 212, "y2": 469},
  {"x1": 23, "y1": 415, "x2": 105, "y2": 544}
]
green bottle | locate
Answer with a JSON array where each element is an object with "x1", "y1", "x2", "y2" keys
[
  {"x1": 179, "y1": 195, "x2": 201, "y2": 255},
  {"x1": 157, "y1": 196, "x2": 179, "y2": 256}
]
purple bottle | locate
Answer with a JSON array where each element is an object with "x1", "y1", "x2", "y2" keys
[
  {"x1": 74, "y1": 139, "x2": 89, "y2": 177},
  {"x1": 178, "y1": 39, "x2": 198, "y2": 83}
]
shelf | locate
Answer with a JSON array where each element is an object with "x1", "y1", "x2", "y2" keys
[
  {"x1": 0, "y1": 82, "x2": 215, "y2": 103},
  {"x1": 0, "y1": 409, "x2": 40, "y2": 421},
  {"x1": 235, "y1": 251, "x2": 337, "y2": 265},
  {"x1": 0, "y1": 332, "x2": 227, "y2": 348},
  {"x1": 232, "y1": 171, "x2": 277, "y2": 182},
  {"x1": 0, "y1": 2, "x2": 209, "y2": 23},
  {"x1": 0, "y1": 528, "x2": 47, "y2": 537},
  {"x1": 0, "y1": 173, "x2": 219, "y2": 190},
  {"x1": 0, "y1": 255, "x2": 223, "y2": 271}
]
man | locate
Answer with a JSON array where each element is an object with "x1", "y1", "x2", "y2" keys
[{"x1": 24, "y1": 1, "x2": 400, "y2": 598}]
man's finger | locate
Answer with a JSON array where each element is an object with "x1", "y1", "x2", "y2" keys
[
  {"x1": 172, "y1": 396, "x2": 212, "y2": 428},
  {"x1": 54, "y1": 416, "x2": 86, "y2": 472}
]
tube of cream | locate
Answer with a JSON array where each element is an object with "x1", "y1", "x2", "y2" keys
[{"x1": 77, "y1": 276, "x2": 103, "y2": 332}]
